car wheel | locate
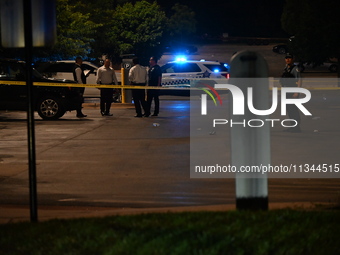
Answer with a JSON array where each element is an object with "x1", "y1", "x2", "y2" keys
[
  {"x1": 37, "y1": 96, "x2": 65, "y2": 120},
  {"x1": 112, "y1": 93, "x2": 122, "y2": 103},
  {"x1": 278, "y1": 47, "x2": 286, "y2": 54},
  {"x1": 329, "y1": 64, "x2": 338, "y2": 73}
]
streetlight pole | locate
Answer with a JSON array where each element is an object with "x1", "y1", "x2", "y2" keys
[
  {"x1": 1, "y1": 0, "x2": 57, "y2": 222},
  {"x1": 23, "y1": 0, "x2": 38, "y2": 222}
]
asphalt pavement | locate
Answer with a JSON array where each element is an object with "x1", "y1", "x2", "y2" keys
[{"x1": 1, "y1": 90, "x2": 340, "y2": 224}]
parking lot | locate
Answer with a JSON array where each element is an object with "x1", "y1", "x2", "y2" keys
[
  {"x1": 1, "y1": 89, "x2": 340, "y2": 212},
  {"x1": 1, "y1": 44, "x2": 340, "y2": 222}
]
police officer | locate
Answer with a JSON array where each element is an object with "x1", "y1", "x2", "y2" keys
[
  {"x1": 281, "y1": 54, "x2": 302, "y2": 133},
  {"x1": 73, "y1": 57, "x2": 87, "y2": 118},
  {"x1": 128, "y1": 57, "x2": 148, "y2": 117},
  {"x1": 146, "y1": 56, "x2": 162, "y2": 117},
  {"x1": 96, "y1": 59, "x2": 119, "y2": 116}
]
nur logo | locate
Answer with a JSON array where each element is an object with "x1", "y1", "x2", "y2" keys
[
  {"x1": 201, "y1": 84, "x2": 312, "y2": 116},
  {"x1": 200, "y1": 84, "x2": 223, "y2": 115}
]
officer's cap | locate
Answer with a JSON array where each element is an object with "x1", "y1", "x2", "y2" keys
[{"x1": 285, "y1": 54, "x2": 294, "y2": 59}]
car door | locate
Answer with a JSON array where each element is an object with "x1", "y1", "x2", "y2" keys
[
  {"x1": 81, "y1": 63, "x2": 100, "y2": 98},
  {"x1": 38, "y1": 62, "x2": 73, "y2": 80},
  {"x1": 82, "y1": 63, "x2": 97, "y2": 85},
  {"x1": 161, "y1": 62, "x2": 202, "y2": 87},
  {"x1": 0, "y1": 62, "x2": 27, "y2": 110}
]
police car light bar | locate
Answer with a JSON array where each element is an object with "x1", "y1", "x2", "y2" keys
[{"x1": 175, "y1": 56, "x2": 187, "y2": 62}]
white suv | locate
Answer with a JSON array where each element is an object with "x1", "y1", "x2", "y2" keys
[
  {"x1": 160, "y1": 59, "x2": 229, "y2": 89},
  {"x1": 36, "y1": 60, "x2": 121, "y2": 98}
]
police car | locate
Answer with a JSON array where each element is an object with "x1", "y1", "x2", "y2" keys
[{"x1": 160, "y1": 58, "x2": 229, "y2": 90}]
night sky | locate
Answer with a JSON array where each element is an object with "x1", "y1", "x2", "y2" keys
[{"x1": 157, "y1": 0, "x2": 287, "y2": 38}]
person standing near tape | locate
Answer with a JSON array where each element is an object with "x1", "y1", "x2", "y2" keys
[
  {"x1": 96, "y1": 59, "x2": 119, "y2": 116},
  {"x1": 73, "y1": 57, "x2": 87, "y2": 118},
  {"x1": 128, "y1": 57, "x2": 148, "y2": 118},
  {"x1": 280, "y1": 54, "x2": 302, "y2": 133},
  {"x1": 146, "y1": 56, "x2": 162, "y2": 117}
]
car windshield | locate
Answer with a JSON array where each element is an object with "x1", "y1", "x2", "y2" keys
[
  {"x1": 33, "y1": 68, "x2": 44, "y2": 79},
  {"x1": 0, "y1": 62, "x2": 25, "y2": 79},
  {"x1": 161, "y1": 63, "x2": 201, "y2": 73},
  {"x1": 0, "y1": 62, "x2": 48, "y2": 80}
]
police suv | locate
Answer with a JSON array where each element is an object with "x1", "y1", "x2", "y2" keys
[{"x1": 160, "y1": 58, "x2": 229, "y2": 91}]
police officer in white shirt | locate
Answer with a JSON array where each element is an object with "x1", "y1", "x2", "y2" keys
[
  {"x1": 96, "y1": 59, "x2": 118, "y2": 116},
  {"x1": 128, "y1": 57, "x2": 148, "y2": 117}
]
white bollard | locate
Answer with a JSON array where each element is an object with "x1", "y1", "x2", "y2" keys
[{"x1": 229, "y1": 51, "x2": 270, "y2": 210}]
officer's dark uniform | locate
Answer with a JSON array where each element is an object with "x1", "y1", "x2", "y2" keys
[
  {"x1": 146, "y1": 64, "x2": 162, "y2": 116},
  {"x1": 131, "y1": 81, "x2": 147, "y2": 117},
  {"x1": 72, "y1": 64, "x2": 86, "y2": 116},
  {"x1": 100, "y1": 86, "x2": 114, "y2": 116}
]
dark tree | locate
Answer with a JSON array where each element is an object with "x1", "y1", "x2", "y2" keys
[{"x1": 282, "y1": 0, "x2": 340, "y2": 76}]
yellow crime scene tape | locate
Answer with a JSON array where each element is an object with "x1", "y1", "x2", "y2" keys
[
  {"x1": 0, "y1": 80, "x2": 191, "y2": 90},
  {"x1": 0, "y1": 78, "x2": 339, "y2": 90}
]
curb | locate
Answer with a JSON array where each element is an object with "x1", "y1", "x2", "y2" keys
[{"x1": 0, "y1": 202, "x2": 324, "y2": 224}]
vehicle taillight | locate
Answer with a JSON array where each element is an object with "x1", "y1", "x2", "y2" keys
[{"x1": 222, "y1": 73, "x2": 230, "y2": 79}]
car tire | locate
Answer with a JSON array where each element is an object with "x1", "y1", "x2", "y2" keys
[
  {"x1": 112, "y1": 93, "x2": 122, "y2": 103},
  {"x1": 37, "y1": 96, "x2": 65, "y2": 120},
  {"x1": 329, "y1": 64, "x2": 338, "y2": 73},
  {"x1": 278, "y1": 47, "x2": 286, "y2": 54}
]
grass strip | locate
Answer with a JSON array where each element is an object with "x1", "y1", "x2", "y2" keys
[{"x1": 0, "y1": 209, "x2": 339, "y2": 255}]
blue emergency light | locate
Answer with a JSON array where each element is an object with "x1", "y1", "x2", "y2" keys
[{"x1": 175, "y1": 56, "x2": 187, "y2": 62}]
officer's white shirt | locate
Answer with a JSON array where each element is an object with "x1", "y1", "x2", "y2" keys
[
  {"x1": 96, "y1": 66, "x2": 118, "y2": 85},
  {"x1": 129, "y1": 64, "x2": 147, "y2": 84}
]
